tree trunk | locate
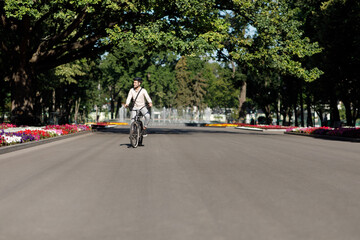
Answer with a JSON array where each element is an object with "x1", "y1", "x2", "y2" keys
[
  {"x1": 276, "y1": 100, "x2": 280, "y2": 125},
  {"x1": 232, "y1": 61, "x2": 247, "y2": 122},
  {"x1": 110, "y1": 98, "x2": 115, "y2": 120},
  {"x1": 315, "y1": 109, "x2": 324, "y2": 126},
  {"x1": 293, "y1": 103, "x2": 298, "y2": 127},
  {"x1": 354, "y1": 107, "x2": 359, "y2": 125},
  {"x1": 330, "y1": 97, "x2": 340, "y2": 127},
  {"x1": 74, "y1": 97, "x2": 81, "y2": 124},
  {"x1": 300, "y1": 89, "x2": 304, "y2": 127},
  {"x1": 231, "y1": 61, "x2": 247, "y2": 121},
  {"x1": 306, "y1": 100, "x2": 313, "y2": 127},
  {"x1": 282, "y1": 107, "x2": 288, "y2": 126},
  {"x1": 353, "y1": 106, "x2": 359, "y2": 125},
  {"x1": 10, "y1": 67, "x2": 38, "y2": 126},
  {"x1": 264, "y1": 105, "x2": 272, "y2": 125},
  {"x1": 343, "y1": 100, "x2": 353, "y2": 126},
  {"x1": 110, "y1": 87, "x2": 122, "y2": 120},
  {"x1": 238, "y1": 81, "x2": 247, "y2": 121},
  {"x1": 35, "y1": 91, "x2": 43, "y2": 124},
  {"x1": 95, "y1": 105, "x2": 99, "y2": 123},
  {"x1": 115, "y1": 97, "x2": 121, "y2": 119},
  {"x1": 287, "y1": 108, "x2": 292, "y2": 126},
  {"x1": 52, "y1": 89, "x2": 57, "y2": 124}
]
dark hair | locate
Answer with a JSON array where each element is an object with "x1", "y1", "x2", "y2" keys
[{"x1": 133, "y1": 77, "x2": 143, "y2": 83}]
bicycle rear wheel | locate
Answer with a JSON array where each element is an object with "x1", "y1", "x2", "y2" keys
[{"x1": 130, "y1": 122, "x2": 140, "y2": 148}]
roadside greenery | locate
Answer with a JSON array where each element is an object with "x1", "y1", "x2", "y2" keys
[{"x1": 0, "y1": 0, "x2": 359, "y2": 126}]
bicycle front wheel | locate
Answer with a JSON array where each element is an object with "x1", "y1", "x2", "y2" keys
[{"x1": 130, "y1": 122, "x2": 140, "y2": 148}]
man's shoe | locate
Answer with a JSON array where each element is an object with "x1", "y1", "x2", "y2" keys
[{"x1": 142, "y1": 129, "x2": 148, "y2": 137}]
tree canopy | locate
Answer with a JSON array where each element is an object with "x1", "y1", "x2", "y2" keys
[
  {"x1": 1, "y1": 0, "x2": 226, "y2": 124},
  {"x1": 3, "y1": 0, "x2": 357, "y2": 126}
]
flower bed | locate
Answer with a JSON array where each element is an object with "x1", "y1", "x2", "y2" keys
[
  {"x1": 236, "y1": 123, "x2": 296, "y2": 130},
  {"x1": 327, "y1": 128, "x2": 360, "y2": 138},
  {"x1": 0, "y1": 123, "x2": 17, "y2": 129},
  {"x1": 286, "y1": 126, "x2": 360, "y2": 138},
  {"x1": 205, "y1": 123, "x2": 296, "y2": 130},
  {"x1": 205, "y1": 123, "x2": 238, "y2": 127},
  {"x1": 287, "y1": 126, "x2": 332, "y2": 135},
  {"x1": 86, "y1": 122, "x2": 128, "y2": 126},
  {"x1": 0, "y1": 124, "x2": 91, "y2": 147}
]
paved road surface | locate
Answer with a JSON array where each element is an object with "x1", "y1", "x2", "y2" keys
[{"x1": 0, "y1": 126, "x2": 359, "y2": 240}]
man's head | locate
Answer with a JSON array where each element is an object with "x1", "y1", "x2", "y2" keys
[{"x1": 133, "y1": 77, "x2": 142, "y2": 89}]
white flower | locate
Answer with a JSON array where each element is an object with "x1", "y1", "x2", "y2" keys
[
  {"x1": 2, "y1": 135, "x2": 22, "y2": 144},
  {"x1": 45, "y1": 129, "x2": 62, "y2": 135}
]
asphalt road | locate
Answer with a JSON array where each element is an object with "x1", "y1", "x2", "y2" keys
[{"x1": 0, "y1": 126, "x2": 359, "y2": 240}]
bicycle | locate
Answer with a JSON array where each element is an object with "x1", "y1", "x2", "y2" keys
[{"x1": 129, "y1": 109, "x2": 145, "y2": 148}]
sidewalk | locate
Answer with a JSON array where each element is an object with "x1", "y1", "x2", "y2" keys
[{"x1": 0, "y1": 127, "x2": 92, "y2": 155}]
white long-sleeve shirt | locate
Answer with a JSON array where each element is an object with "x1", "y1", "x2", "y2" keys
[{"x1": 126, "y1": 87, "x2": 152, "y2": 109}]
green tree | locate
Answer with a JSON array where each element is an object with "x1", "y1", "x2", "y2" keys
[
  {"x1": 175, "y1": 56, "x2": 214, "y2": 111},
  {"x1": 316, "y1": 0, "x2": 359, "y2": 125},
  {"x1": 247, "y1": 68, "x2": 282, "y2": 125},
  {"x1": 100, "y1": 43, "x2": 150, "y2": 119},
  {"x1": 288, "y1": 0, "x2": 360, "y2": 126},
  {"x1": 1, "y1": 0, "x2": 226, "y2": 125},
  {"x1": 205, "y1": 62, "x2": 239, "y2": 109},
  {"x1": 192, "y1": 72, "x2": 208, "y2": 111},
  {"x1": 142, "y1": 52, "x2": 178, "y2": 108},
  {"x1": 186, "y1": 56, "x2": 210, "y2": 111},
  {"x1": 217, "y1": 0, "x2": 323, "y2": 122},
  {"x1": 175, "y1": 56, "x2": 192, "y2": 108},
  {"x1": 0, "y1": 79, "x2": 10, "y2": 122},
  {"x1": 36, "y1": 58, "x2": 101, "y2": 124},
  {"x1": 100, "y1": 46, "x2": 178, "y2": 114}
]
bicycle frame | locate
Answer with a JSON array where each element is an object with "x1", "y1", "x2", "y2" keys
[{"x1": 129, "y1": 109, "x2": 144, "y2": 148}]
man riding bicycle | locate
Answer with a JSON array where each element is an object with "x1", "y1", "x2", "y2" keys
[{"x1": 125, "y1": 77, "x2": 153, "y2": 136}]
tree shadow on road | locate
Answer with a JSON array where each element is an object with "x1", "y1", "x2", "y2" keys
[{"x1": 94, "y1": 126, "x2": 283, "y2": 136}]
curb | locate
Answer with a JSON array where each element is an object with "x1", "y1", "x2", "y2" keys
[
  {"x1": 0, "y1": 131, "x2": 92, "y2": 155},
  {"x1": 235, "y1": 127, "x2": 287, "y2": 132},
  {"x1": 235, "y1": 126, "x2": 263, "y2": 131},
  {"x1": 284, "y1": 132, "x2": 360, "y2": 142}
]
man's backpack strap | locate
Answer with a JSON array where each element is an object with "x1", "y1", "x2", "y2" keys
[
  {"x1": 134, "y1": 88, "x2": 142, "y2": 102},
  {"x1": 130, "y1": 88, "x2": 142, "y2": 110}
]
